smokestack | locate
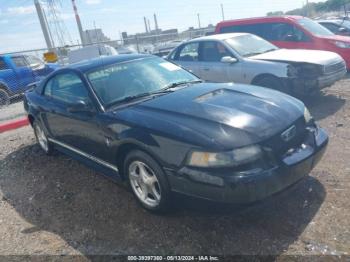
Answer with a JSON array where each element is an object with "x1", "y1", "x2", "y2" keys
[
  {"x1": 148, "y1": 19, "x2": 151, "y2": 32},
  {"x1": 154, "y1": 13, "x2": 159, "y2": 31},
  {"x1": 71, "y1": 0, "x2": 86, "y2": 46},
  {"x1": 144, "y1": 17, "x2": 149, "y2": 33}
]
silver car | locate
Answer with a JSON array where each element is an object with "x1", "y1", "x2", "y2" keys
[{"x1": 168, "y1": 33, "x2": 346, "y2": 95}]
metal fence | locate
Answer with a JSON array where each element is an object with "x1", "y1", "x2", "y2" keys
[{"x1": 0, "y1": 29, "x2": 214, "y2": 123}]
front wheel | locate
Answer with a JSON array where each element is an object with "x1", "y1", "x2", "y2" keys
[
  {"x1": 254, "y1": 76, "x2": 290, "y2": 94},
  {"x1": 125, "y1": 150, "x2": 171, "y2": 212},
  {"x1": 33, "y1": 121, "x2": 54, "y2": 155}
]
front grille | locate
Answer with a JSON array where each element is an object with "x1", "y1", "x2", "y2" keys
[
  {"x1": 261, "y1": 117, "x2": 307, "y2": 157},
  {"x1": 324, "y1": 61, "x2": 346, "y2": 75}
]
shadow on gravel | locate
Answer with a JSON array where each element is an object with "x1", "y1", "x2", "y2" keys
[
  {"x1": 301, "y1": 91, "x2": 345, "y2": 121},
  {"x1": 0, "y1": 144, "x2": 326, "y2": 255}
]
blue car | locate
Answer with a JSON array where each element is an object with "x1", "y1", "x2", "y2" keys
[
  {"x1": 0, "y1": 54, "x2": 59, "y2": 107},
  {"x1": 24, "y1": 54, "x2": 328, "y2": 212}
]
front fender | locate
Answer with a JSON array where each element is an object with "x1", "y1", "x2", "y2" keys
[{"x1": 243, "y1": 59, "x2": 290, "y2": 83}]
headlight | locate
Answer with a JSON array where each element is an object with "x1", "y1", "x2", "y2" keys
[
  {"x1": 334, "y1": 41, "x2": 350, "y2": 49},
  {"x1": 304, "y1": 107, "x2": 313, "y2": 123},
  {"x1": 187, "y1": 145, "x2": 262, "y2": 168}
]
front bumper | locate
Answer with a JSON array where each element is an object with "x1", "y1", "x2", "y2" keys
[
  {"x1": 167, "y1": 128, "x2": 328, "y2": 203},
  {"x1": 290, "y1": 69, "x2": 346, "y2": 95},
  {"x1": 318, "y1": 69, "x2": 347, "y2": 88}
]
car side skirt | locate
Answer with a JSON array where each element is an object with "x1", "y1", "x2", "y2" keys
[{"x1": 48, "y1": 138, "x2": 121, "y2": 180}]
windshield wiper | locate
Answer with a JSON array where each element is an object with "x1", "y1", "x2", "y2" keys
[
  {"x1": 108, "y1": 92, "x2": 154, "y2": 107},
  {"x1": 107, "y1": 80, "x2": 203, "y2": 108},
  {"x1": 162, "y1": 80, "x2": 203, "y2": 90}
]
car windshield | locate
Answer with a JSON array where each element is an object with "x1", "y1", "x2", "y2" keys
[
  {"x1": 297, "y1": 18, "x2": 334, "y2": 36},
  {"x1": 225, "y1": 34, "x2": 278, "y2": 57},
  {"x1": 87, "y1": 56, "x2": 199, "y2": 107}
]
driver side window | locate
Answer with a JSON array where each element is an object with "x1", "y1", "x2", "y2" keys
[
  {"x1": 44, "y1": 73, "x2": 90, "y2": 104},
  {"x1": 266, "y1": 23, "x2": 310, "y2": 42},
  {"x1": 200, "y1": 41, "x2": 232, "y2": 62}
]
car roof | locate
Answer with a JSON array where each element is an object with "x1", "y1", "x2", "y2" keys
[
  {"x1": 187, "y1": 33, "x2": 250, "y2": 42},
  {"x1": 216, "y1": 15, "x2": 304, "y2": 27},
  {"x1": 67, "y1": 54, "x2": 152, "y2": 73}
]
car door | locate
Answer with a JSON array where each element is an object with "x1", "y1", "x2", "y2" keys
[
  {"x1": 42, "y1": 71, "x2": 110, "y2": 161},
  {"x1": 197, "y1": 41, "x2": 241, "y2": 83},
  {"x1": 171, "y1": 42, "x2": 201, "y2": 77},
  {"x1": 266, "y1": 22, "x2": 314, "y2": 50}
]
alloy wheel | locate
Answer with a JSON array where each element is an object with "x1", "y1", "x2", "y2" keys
[
  {"x1": 35, "y1": 124, "x2": 49, "y2": 153},
  {"x1": 128, "y1": 160, "x2": 161, "y2": 208}
]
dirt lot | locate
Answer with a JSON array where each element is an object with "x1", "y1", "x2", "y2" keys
[{"x1": 0, "y1": 77, "x2": 349, "y2": 259}]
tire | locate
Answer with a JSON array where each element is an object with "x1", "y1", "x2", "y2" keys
[
  {"x1": 33, "y1": 120, "x2": 54, "y2": 155},
  {"x1": 254, "y1": 76, "x2": 290, "y2": 94},
  {"x1": 124, "y1": 150, "x2": 171, "y2": 212},
  {"x1": 0, "y1": 88, "x2": 10, "y2": 108}
]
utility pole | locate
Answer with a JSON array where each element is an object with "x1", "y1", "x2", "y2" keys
[
  {"x1": 221, "y1": 3, "x2": 225, "y2": 21},
  {"x1": 197, "y1": 13, "x2": 201, "y2": 29},
  {"x1": 305, "y1": 0, "x2": 310, "y2": 17},
  {"x1": 71, "y1": 0, "x2": 86, "y2": 46},
  {"x1": 34, "y1": 0, "x2": 53, "y2": 50},
  {"x1": 144, "y1": 17, "x2": 149, "y2": 33}
]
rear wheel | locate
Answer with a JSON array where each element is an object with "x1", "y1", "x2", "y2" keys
[
  {"x1": 0, "y1": 88, "x2": 10, "y2": 108},
  {"x1": 125, "y1": 150, "x2": 171, "y2": 212},
  {"x1": 33, "y1": 121, "x2": 53, "y2": 155},
  {"x1": 254, "y1": 76, "x2": 290, "y2": 94}
]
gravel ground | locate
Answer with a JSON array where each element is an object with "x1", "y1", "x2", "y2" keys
[{"x1": 0, "y1": 77, "x2": 349, "y2": 259}]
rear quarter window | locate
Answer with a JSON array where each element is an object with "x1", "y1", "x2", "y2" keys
[{"x1": 0, "y1": 59, "x2": 8, "y2": 70}]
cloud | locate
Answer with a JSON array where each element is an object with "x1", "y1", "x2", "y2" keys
[
  {"x1": 0, "y1": 19, "x2": 9, "y2": 24},
  {"x1": 7, "y1": 5, "x2": 36, "y2": 15},
  {"x1": 85, "y1": 0, "x2": 102, "y2": 5}
]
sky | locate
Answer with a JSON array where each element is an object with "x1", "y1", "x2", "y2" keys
[{"x1": 0, "y1": 0, "x2": 326, "y2": 53}]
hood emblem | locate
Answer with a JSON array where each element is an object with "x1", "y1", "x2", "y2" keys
[{"x1": 281, "y1": 125, "x2": 297, "y2": 142}]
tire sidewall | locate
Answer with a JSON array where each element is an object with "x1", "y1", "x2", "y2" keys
[
  {"x1": 256, "y1": 76, "x2": 290, "y2": 94},
  {"x1": 124, "y1": 150, "x2": 170, "y2": 212},
  {"x1": 0, "y1": 88, "x2": 10, "y2": 108},
  {"x1": 33, "y1": 120, "x2": 53, "y2": 155}
]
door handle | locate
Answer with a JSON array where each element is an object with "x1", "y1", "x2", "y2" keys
[{"x1": 203, "y1": 68, "x2": 210, "y2": 71}]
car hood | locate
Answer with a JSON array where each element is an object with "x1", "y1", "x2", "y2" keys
[
  {"x1": 118, "y1": 83, "x2": 305, "y2": 149},
  {"x1": 250, "y1": 49, "x2": 342, "y2": 65}
]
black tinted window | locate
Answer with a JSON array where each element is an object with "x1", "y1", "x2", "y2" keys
[
  {"x1": 219, "y1": 24, "x2": 266, "y2": 38},
  {"x1": 0, "y1": 59, "x2": 8, "y2": 70},
  {"x1": 12, "y1": 56, "x2": 27, "y2": 67},
  {"x1": 263, "y1": 23, "x2": 309, "y2": 42},
  {"x1": 44, "y1": 73, "x2": 90, "y2": 104},
  {"x1": 200, "y1": 41, "x2": 231, "y2": 62}
]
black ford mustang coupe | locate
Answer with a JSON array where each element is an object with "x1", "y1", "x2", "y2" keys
[{"x1": 24, "y1": 54, "x2": 328, "y2": 212}]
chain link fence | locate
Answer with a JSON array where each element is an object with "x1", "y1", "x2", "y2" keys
[{"x1": 0, "y1": 27, "x2": 214, "y2": 123}]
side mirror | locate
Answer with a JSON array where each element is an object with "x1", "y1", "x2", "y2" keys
[
  {"x1": 338, "y1": 27, "x2": 348, "y2": 33},
  {"x1": 221, "y1": 56, "x2": 238, "y2": 64},
  {"x1": 67, "y1": 100, "x2": 94, "y2": 114}
]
